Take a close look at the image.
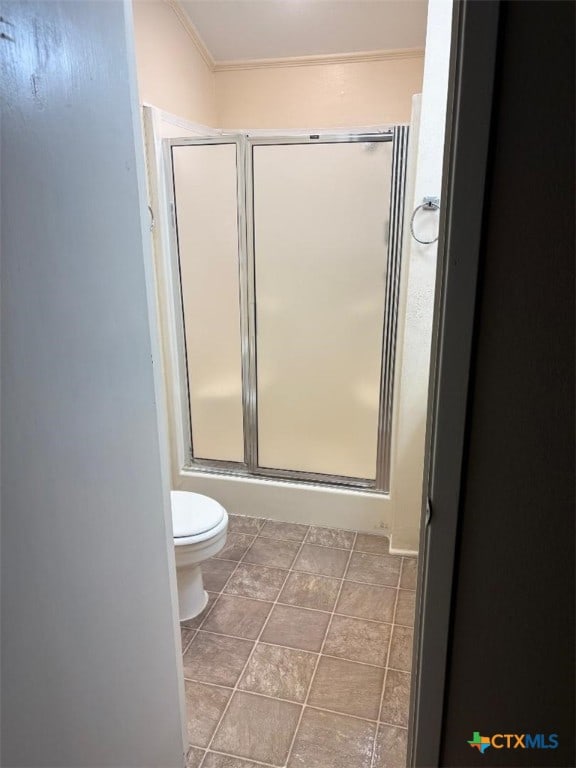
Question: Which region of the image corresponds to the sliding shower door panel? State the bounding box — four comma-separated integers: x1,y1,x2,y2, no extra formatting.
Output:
171,142,245,463
251,140,393,480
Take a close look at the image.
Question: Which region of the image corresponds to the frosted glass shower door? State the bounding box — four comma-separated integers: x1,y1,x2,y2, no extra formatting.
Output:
171,142,245,463
252,140,393,479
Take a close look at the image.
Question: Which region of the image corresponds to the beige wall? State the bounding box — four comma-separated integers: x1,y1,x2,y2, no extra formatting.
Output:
215,56,424,129
132,0,217,126
131,1,423,129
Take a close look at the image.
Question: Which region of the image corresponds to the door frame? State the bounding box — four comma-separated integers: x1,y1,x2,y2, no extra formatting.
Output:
409,1,501,765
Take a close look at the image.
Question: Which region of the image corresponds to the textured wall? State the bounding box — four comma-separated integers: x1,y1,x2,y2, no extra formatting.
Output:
215,56,424,129
132,0,218,126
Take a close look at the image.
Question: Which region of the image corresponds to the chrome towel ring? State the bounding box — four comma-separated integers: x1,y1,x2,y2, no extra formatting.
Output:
410,196,440,245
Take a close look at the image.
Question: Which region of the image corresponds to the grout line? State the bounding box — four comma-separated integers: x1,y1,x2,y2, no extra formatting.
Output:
189,630,399,672
180,628,197,656
283,531,360,767
399,555,418,590
381,664,413,675
217,536,405,559
198,528,311,768
184,673,408,729
228,513,266,526
183,583,413,646
184,678,234,693
214,533,257,560
224,580,414,625
204,747,278,768
184,530,272,642
217,591,400,625
195,710,410,768
376,719,409,730
223,590,330,612
186,627,412,676
230,515,415,558
216,545,402,561
370,565,403,768
226,527,266,537
213,577,407,625
186,677,408,733
182,596,220,634
255,534,313,546
255,533,391,555
212,557,404,592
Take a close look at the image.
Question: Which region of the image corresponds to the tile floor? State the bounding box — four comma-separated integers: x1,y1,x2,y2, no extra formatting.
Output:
181,516,417,768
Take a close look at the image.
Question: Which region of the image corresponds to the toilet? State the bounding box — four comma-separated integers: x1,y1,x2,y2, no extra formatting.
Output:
171,490,228,621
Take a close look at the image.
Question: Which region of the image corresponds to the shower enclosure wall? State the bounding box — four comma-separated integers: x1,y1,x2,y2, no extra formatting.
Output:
164,128,408,496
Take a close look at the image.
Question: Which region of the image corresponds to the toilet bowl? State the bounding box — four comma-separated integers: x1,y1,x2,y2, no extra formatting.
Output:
171,490,228,621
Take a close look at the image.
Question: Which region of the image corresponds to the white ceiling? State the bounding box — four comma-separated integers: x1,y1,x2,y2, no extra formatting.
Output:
179,0,428,62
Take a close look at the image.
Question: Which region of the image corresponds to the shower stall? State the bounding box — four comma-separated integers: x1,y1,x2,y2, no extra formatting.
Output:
164,128,408,495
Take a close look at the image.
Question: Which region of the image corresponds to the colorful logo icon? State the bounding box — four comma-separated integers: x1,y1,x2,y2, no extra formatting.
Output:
468,732,491,754
467,731,559,753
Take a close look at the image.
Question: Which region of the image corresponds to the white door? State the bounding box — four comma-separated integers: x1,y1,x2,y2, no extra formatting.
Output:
0,1,185,765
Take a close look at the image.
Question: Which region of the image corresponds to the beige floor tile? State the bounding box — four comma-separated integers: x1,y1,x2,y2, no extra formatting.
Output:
228,515,264,535
388,626,413,672
305,526,355,549
380,670,411,727
212,691,301,765
224,563,288,601
279,571,341,612
214,533,255,562
308,656,384,720
346,553,401,587
185,746,204,768
181,522,414,766
354,533,390,555
243,538,300,568
373,724,408,768
203,754,261,768
201,595,272,640
185,680,232,748
181,627,195,653
183,632,253,687
293,544,350,578
336,581,397,623
261,604,331,652
394,589,416,627
259,520,310,542
181,592,219,629
324,615,391,667
399,558,418,590
239,643,317,702
203,560,238,592
288,707,376,768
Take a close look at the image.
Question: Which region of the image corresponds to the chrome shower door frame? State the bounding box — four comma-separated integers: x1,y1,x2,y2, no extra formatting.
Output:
164,135,250,473
164,128,409,493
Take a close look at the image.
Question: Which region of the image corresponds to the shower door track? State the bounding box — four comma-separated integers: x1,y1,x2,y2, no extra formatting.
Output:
165,128,409,494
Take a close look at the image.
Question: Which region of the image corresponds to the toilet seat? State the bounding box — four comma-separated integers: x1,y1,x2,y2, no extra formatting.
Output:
171,491,227,545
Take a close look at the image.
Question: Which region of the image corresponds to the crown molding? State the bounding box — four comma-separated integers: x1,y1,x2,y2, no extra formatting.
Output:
213,47,425,73
163,2,424,76
164,0,215,70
